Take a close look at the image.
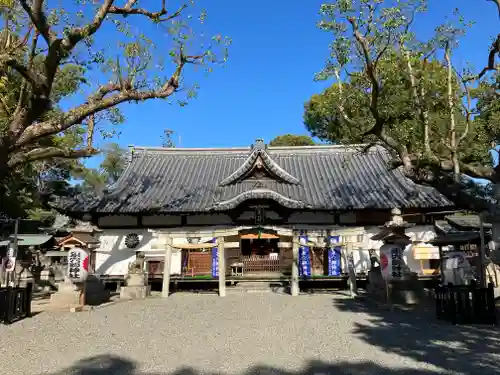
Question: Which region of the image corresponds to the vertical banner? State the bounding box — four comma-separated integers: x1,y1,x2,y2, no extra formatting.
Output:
211,237,219,278
298,234,311,278
327,236,342,276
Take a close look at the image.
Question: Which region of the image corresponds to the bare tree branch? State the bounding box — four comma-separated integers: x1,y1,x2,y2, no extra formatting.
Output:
14,54,189,149
0,55,45,90
19,0,56,45
444,42,460,182
12,30,40,134
346,16,413,173
8,146,98,168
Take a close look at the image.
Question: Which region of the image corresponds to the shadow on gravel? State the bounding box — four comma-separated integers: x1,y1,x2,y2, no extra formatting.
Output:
45,355,452,375
333,297,500,375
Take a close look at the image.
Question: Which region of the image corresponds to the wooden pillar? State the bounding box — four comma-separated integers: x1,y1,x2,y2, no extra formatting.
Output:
291,234,299,296
162,236,173,298
218,237,226,297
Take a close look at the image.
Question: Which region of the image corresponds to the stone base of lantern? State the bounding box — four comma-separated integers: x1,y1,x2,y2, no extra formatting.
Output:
387,273,425,305
120,273,151,300
50,278,83,308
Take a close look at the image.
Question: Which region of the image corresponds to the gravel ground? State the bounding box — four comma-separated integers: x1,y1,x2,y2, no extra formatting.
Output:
0,293,499,375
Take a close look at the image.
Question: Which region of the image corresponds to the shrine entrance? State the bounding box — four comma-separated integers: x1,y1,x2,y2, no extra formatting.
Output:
238,228,282,275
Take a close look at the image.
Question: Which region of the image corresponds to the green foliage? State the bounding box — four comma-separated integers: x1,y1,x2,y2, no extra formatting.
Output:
309,0,498,191
305,54,469,155
269,134,315,147
74,143,126,194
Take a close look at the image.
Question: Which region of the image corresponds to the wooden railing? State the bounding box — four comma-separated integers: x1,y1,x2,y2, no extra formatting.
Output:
242,255,280,274
435,282,497,325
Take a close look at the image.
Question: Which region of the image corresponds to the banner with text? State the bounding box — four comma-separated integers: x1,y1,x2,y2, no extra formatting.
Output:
211,237,219,278
298,235,311,278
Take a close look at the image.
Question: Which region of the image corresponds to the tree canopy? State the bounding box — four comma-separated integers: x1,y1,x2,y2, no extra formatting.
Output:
0,0,230,218
308,0,500,210
269,134,315,147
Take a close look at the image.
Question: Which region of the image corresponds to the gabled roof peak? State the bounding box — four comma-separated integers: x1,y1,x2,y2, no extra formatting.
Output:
219,141,300,186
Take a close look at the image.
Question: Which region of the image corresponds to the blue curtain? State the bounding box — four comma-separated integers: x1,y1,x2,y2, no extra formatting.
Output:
211,237,219,278
298,234,311,277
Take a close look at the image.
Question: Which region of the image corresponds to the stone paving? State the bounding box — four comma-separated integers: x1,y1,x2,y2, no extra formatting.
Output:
0,293,499,375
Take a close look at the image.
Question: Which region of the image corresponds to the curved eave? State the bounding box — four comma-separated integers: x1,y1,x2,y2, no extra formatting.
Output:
210,189,310,211
219,149,300,186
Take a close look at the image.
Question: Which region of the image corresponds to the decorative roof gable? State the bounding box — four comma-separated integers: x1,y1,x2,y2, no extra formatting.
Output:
219,139,300,186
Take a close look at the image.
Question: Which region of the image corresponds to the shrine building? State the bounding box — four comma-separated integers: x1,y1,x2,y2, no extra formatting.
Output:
59,139,455,295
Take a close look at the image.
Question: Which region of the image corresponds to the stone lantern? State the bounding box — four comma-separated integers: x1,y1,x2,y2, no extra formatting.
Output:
369,208,423,305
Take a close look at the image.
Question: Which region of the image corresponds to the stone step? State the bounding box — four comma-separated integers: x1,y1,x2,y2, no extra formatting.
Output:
229,282,287,294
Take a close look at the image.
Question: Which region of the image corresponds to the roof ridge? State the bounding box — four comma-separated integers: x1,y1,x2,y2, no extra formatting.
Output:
128,143,386,153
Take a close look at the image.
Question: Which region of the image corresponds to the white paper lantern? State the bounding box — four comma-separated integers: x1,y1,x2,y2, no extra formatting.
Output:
379,244,404,281
67,248,89,283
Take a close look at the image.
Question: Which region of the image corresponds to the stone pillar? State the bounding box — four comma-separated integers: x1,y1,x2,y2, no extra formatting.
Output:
161,236,173,298
346,242,358,297
291,234,299,296
218,237,226,297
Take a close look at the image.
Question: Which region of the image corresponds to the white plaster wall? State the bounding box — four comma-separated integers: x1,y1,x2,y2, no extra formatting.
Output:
94,229,182,276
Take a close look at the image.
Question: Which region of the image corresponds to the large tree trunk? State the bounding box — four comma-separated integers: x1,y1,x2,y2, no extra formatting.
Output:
487,184,500,268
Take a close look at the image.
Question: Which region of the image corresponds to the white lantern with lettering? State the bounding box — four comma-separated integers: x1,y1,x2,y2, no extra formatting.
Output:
67,248,89,283
5,245,16,272
379,244,404,281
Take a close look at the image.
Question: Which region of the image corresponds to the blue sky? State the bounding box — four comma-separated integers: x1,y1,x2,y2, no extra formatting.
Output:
64,0,499,168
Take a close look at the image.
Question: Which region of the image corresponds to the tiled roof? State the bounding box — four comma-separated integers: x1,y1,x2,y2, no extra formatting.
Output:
445,215,492,231
59,143,454,214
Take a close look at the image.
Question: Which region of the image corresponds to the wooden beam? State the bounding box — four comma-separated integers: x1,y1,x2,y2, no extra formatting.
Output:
171,243,217,250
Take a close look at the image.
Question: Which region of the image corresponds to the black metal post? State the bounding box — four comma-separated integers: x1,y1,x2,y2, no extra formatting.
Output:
5,286,13,324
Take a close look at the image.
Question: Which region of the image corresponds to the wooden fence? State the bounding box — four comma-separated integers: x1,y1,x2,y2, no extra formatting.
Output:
0,283,32,325
435,282,497,325
242,255,281,274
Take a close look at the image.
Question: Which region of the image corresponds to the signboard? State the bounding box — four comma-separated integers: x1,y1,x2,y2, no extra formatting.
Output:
380,244,403,280
67,248,89,283
413,245,440,260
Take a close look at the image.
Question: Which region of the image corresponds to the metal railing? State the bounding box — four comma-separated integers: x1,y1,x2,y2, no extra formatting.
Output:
0,283,32,324
435,282,497,325
242,255,281,274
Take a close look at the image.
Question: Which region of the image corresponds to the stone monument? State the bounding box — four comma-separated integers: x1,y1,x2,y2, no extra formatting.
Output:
120,251,151,299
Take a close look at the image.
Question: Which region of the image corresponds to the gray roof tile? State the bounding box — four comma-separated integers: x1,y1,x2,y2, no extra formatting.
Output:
61,144,454,214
